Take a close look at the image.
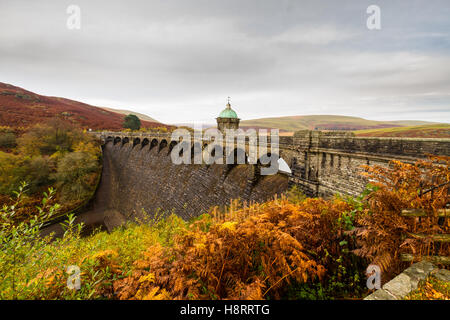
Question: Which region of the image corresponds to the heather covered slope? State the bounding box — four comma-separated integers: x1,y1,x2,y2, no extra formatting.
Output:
0,82,168,130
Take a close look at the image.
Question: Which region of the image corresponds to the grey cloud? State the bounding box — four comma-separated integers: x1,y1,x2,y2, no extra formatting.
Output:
0,0,449,124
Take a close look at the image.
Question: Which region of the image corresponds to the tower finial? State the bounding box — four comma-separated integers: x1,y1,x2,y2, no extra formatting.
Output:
227,96,231,108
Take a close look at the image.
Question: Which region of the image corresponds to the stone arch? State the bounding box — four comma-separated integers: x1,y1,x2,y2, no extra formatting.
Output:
141,138,149,149
149,138,159,151
106,136,113,144
279,150,294,168
226,147,248,165
122,137,130,145
257,152,278,166
191,142,203,161
175,140,190,158
257,152,281,175
168,140,178,154
159,139,168,152
220,148,248,182
202,143,224,165
210,144,224,158
133,137,141,148
113,137,121,145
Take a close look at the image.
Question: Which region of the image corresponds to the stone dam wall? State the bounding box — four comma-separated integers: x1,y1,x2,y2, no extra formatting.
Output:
284,131,450,197
91,140,289,227
58,130,448,232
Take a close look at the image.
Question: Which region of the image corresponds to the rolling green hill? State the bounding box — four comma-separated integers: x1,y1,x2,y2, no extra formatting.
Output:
240,115,440,132
388,120,439,126
354,124,450,138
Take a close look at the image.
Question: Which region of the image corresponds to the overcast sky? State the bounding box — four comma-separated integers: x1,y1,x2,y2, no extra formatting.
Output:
1,0,449,124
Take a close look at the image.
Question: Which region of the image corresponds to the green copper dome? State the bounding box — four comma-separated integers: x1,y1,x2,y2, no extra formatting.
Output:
218,103,238,118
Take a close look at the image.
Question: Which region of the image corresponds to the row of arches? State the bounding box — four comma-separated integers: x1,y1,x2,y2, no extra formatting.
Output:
106,136,174,153
105,136,292,173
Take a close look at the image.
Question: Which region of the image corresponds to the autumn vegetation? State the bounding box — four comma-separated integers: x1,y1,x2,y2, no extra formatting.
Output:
353,156,449,279
0,152,448,300
405,274,449,300
0,118,102,222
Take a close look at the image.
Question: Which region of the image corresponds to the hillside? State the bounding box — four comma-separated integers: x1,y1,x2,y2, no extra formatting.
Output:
101,107,159,123
240,115,440,132
354,124,450,138
388,120,440,127
0,82,170,131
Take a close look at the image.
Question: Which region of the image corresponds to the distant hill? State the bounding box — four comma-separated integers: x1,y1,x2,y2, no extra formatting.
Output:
388,120,440,126
240,115,441,132
0,82,171,131
173,123,216,130
354,124,450,138
101,107,159,123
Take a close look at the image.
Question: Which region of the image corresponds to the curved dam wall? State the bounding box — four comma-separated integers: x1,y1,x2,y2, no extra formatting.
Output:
85,130,450,227
42,130,449,237
93,131,450,200
93,141,288,227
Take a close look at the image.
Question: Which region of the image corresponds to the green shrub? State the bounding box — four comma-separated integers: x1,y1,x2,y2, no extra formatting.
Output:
123,114,141,131
0,183,60,299
24,156,54,194
0,184,187,299
17,118,84,156
0,132,16,148
286,185,307,203
0,152,29,195
53,152,100,201
0,153,53,195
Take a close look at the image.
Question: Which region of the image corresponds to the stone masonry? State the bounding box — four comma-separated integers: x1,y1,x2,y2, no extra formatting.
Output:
90,137,288,226
52,129,450,230
94,130,450,200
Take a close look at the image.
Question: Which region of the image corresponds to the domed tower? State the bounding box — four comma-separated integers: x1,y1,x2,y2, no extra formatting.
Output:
216,98,240,132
